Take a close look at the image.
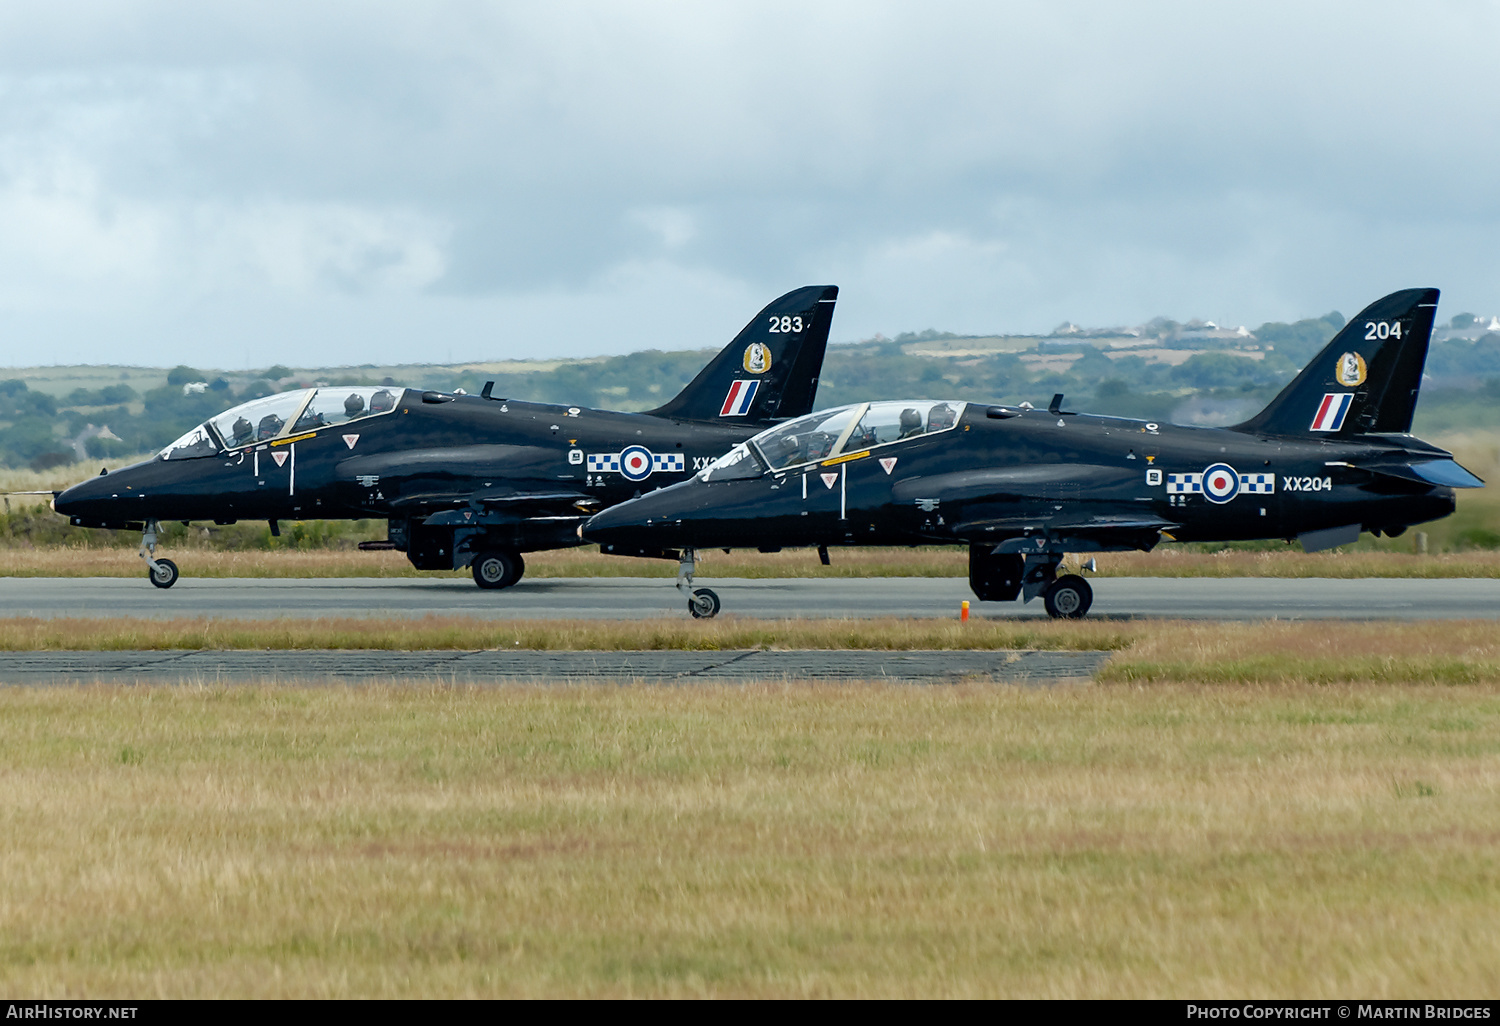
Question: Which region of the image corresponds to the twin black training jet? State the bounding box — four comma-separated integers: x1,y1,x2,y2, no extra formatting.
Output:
583,288,1483,618
52,286,839,589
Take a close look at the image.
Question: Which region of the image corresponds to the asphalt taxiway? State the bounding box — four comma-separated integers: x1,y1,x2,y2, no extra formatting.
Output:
1,575,1497,621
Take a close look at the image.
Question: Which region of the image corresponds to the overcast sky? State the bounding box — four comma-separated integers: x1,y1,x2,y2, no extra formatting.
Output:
3,1,1499,369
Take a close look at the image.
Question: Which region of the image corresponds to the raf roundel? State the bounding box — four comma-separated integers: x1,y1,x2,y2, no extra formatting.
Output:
618,445,654,482
1201,462,1240,504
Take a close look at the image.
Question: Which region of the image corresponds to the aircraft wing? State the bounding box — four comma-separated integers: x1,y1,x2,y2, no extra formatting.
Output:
392,489,604,528
475,491,604,510
894,465,1176,551
952,510,1181,553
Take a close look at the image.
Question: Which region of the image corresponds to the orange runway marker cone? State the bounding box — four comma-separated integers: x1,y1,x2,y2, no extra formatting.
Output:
960,600,969,623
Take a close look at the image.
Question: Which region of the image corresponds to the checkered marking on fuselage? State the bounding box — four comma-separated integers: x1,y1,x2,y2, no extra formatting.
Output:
587,449,686,481
1167,471,1275,496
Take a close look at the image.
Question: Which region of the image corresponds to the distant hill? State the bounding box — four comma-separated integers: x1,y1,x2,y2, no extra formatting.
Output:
2,310,1497,470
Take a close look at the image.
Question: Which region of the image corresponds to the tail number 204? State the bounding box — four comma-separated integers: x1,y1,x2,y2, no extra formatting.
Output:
1283,476,1333,491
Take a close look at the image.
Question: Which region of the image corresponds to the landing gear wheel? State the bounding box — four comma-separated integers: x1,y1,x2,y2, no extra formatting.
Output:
148,558,179,589
472,550,522,590
1043,574,1092,619
688,588,721,619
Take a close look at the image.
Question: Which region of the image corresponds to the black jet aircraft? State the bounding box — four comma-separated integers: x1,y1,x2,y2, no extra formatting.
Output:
584,288,1483,618
52,286,839,589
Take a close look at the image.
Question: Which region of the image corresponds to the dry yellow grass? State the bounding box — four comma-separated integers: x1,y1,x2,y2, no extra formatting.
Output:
0,453,152,497
1,682,1496,998
1081,549,1500,578
1103,620,1500,685
4,618,1500,693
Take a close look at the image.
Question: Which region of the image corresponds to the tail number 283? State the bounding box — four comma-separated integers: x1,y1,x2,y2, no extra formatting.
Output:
768,316,804,333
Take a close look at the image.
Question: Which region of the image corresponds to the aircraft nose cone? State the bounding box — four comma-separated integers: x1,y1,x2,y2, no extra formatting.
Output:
52,473,115,518
584,492,688,547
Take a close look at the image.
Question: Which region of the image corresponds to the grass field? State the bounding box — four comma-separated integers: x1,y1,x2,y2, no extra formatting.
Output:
2,615,1500,675
1,680,1496,998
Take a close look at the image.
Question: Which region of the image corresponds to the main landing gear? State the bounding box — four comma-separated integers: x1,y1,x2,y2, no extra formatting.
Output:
1020,552,1093,619
676,548,720,619
970,545,1095,619
471,549,526,590
140,519,179,589
1043,574,1092,619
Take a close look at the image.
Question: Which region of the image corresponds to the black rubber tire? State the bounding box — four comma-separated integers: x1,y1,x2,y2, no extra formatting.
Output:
688,588,721,619
148,558,179,589
1043,574,1092,619
471,550,521,590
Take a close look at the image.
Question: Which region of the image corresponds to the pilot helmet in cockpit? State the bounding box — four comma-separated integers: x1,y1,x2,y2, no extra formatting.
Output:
927,403,956,431
344,393,366,418
369,389,396,413
257,414,284,440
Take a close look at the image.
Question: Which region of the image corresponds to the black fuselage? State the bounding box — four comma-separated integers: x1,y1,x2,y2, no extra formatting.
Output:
54,283,843,583
584,405,1458,552
55,390,753,563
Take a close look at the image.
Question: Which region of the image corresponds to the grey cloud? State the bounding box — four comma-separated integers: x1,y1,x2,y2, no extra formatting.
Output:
2,0,1500,365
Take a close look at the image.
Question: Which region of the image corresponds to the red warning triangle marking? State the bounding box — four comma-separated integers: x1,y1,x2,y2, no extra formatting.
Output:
271,450,288,467
879,457,897,475
821,473,838,489
343,434,359,449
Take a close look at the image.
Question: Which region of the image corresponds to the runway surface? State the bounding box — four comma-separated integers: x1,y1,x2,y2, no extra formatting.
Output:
1,575,1498,621
0,649,1107,686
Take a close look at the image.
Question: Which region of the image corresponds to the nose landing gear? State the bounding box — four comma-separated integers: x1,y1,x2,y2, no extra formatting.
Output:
140,519,179,589
675,548,720,618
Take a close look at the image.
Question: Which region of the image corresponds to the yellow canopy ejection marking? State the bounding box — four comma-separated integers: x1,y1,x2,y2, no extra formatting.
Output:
270,432,317,447
822,450,870,467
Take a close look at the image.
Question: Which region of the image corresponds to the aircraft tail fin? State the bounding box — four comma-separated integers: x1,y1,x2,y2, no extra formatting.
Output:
1234,288,1439,437
647,285,838,424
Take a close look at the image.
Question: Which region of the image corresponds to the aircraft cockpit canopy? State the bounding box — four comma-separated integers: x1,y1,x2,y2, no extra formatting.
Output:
728,400,967,477
158,386,405,459
698,443,765,482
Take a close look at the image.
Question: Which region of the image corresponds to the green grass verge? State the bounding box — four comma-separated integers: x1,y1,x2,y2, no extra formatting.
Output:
1,682,1496,997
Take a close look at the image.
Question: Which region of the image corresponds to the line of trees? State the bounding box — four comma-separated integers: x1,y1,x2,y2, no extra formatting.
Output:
8,309,1500,470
